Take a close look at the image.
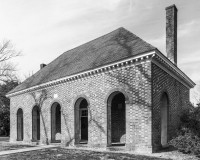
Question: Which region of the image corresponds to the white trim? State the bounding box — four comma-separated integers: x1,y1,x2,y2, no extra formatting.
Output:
155,50,195,87
7,50,156,97
7,49,195,97
151,59,191,89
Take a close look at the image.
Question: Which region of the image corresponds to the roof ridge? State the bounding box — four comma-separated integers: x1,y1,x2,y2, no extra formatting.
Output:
22,27,127,83
46,27,125,66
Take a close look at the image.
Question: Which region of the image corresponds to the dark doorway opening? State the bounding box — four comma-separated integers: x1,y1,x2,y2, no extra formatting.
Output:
51,102,61,143
161,92,169,147
107,92,126,146
32,106,40,141
17,108,23,141
75,98,88,144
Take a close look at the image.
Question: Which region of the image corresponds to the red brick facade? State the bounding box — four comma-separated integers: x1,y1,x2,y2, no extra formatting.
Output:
152,63,190,152
9,57,192,153
10,60,154,152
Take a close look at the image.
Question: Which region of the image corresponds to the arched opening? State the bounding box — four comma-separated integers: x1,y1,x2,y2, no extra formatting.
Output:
51,102,61,143
161,92,169,147
74,98,88,144
17,108,23,141
107,92,126,146
32,106,40,141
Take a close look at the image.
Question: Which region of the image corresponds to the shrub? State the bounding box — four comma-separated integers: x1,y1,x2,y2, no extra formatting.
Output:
169,107,200,155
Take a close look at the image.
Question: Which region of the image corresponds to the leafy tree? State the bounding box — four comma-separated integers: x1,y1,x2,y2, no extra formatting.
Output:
192,82,200,106
0,80,19,136
169,106,200,155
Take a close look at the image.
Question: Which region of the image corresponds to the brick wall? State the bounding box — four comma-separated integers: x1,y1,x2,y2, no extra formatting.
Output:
10,60,152,152
152,63,190,152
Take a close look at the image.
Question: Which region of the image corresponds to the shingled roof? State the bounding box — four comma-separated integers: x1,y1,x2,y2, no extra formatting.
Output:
9,27,156,94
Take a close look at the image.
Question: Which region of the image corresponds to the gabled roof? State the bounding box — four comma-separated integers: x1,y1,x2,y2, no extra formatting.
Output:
9,27,156,94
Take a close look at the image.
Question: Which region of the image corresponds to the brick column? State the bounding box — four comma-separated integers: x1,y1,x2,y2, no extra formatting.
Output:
125,101,131,150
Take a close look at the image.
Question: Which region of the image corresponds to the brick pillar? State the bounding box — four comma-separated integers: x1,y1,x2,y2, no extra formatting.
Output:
107,103,112,146
125,102,130,150
166,4,178,65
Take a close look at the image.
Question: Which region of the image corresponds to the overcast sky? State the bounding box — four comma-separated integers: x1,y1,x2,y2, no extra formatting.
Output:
0,0,200,104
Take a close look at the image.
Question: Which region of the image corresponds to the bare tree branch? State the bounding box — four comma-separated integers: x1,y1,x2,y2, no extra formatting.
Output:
0,39,21,83
29,89,53,144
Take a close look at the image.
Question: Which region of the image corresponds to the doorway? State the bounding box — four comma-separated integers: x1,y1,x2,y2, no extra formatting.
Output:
32,106,40,141
107,92,126,146
161,92,169,147
51,102,61,142
17,108,23,141
75,98,88,144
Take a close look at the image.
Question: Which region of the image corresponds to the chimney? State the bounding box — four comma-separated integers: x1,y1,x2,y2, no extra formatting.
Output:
40,63,46,69
166,4,178,65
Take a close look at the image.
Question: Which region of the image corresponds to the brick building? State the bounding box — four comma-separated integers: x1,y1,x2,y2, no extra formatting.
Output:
7,5,195,153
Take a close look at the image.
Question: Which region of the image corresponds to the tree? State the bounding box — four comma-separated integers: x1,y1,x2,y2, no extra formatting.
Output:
192,82,200,106
0,80,19,136
169,106,200,155
0,39,21,83
29,89,52,144
0,39,21,136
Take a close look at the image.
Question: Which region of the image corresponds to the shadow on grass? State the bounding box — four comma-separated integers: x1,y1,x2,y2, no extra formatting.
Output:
0,147,173,160
0,142,35,151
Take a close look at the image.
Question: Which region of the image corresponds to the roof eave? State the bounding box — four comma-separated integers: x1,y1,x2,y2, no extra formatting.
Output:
155,49,196,88
6,49,157,98
7,48,195,98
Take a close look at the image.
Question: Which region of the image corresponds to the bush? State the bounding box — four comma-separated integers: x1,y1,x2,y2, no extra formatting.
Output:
169,107,200,155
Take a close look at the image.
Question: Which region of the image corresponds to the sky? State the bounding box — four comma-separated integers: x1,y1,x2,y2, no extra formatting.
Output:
0,0,200,104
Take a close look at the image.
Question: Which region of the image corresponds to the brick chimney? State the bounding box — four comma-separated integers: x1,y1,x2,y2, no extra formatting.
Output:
40,63,46,69
166,4,178,65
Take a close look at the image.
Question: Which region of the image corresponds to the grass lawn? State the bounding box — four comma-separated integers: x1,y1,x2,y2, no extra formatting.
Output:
0,147,199,160
0,142,35,151
0,147,171,160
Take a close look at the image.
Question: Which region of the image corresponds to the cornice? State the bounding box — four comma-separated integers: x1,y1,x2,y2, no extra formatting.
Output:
6,50,156,98
153,49,195,89
7,49,195,98
151,58,191,89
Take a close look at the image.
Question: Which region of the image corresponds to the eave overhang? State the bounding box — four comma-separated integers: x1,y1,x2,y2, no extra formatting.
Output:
6,49,195,98
153,49,195,89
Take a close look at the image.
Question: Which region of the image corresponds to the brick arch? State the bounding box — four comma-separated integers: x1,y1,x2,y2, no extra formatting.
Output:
32,105,40,141
50,100,63,112
73,94,90,144
50,101,62,142
30,104,40,113
105,88,130,105
159,88,171,106
16,107,23,115
160,89,170,147
16,108,23,141
105,88,129,146
73,94,90,110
